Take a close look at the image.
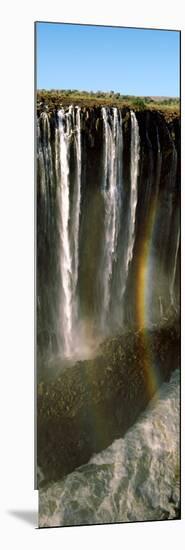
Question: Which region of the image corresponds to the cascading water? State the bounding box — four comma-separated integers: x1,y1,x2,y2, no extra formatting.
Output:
125,111,140,280
55,106,82,357
100,107,123,332
120,110,140,302
37,106,180,360
57,107,73,356
71,107,81,317
143,126,162,326
37,112,54,233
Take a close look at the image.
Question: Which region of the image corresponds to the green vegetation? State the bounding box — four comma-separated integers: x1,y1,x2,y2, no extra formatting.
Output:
37,89,180,120
132,97,146,110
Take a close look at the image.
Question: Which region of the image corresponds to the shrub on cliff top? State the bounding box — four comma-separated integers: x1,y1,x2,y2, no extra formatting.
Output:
133,98,146,109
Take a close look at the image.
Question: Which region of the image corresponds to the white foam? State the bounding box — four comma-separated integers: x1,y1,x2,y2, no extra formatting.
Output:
39,369,180,527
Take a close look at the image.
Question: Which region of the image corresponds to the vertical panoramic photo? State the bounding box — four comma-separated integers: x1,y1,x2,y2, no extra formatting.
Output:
36,22,180,528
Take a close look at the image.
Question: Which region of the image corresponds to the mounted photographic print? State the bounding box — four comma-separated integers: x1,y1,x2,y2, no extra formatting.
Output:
36,21,181,528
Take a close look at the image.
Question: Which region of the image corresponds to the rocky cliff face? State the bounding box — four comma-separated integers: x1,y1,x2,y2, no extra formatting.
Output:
37,106,180,361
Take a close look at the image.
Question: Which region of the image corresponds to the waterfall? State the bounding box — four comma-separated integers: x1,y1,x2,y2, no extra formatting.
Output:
100,107,123,331
57,107,73,355
37,102,180,531
144,126,162,325
71,107,81,322
120,110,140,300
37,105,180,360
128,111,140,267
55,106,82,356
37,112,54,232
37,117,46,198
160,136,177,273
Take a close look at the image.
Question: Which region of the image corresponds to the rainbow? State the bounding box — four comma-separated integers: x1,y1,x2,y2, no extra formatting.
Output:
135,192,161,399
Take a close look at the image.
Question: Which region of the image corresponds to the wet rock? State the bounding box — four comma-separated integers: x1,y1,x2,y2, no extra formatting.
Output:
37,321,180,485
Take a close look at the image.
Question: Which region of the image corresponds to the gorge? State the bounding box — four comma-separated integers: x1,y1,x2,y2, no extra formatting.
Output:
37,101,180,524
37,104,180,362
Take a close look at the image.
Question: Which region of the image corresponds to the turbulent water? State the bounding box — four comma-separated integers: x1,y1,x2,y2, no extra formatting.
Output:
39,369,180,527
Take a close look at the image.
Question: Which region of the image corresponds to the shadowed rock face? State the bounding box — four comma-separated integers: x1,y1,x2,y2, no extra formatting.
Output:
37,322,180,485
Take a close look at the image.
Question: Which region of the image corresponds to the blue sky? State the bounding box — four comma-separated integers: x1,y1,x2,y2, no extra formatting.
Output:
36,23,180,97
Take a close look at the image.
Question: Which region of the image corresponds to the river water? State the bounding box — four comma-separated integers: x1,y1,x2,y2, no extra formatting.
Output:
39,368,180,527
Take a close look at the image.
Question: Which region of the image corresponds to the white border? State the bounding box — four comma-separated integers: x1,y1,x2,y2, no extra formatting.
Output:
0,1,184,547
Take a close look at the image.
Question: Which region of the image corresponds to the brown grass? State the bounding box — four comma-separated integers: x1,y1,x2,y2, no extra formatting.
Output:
37,90,180,121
